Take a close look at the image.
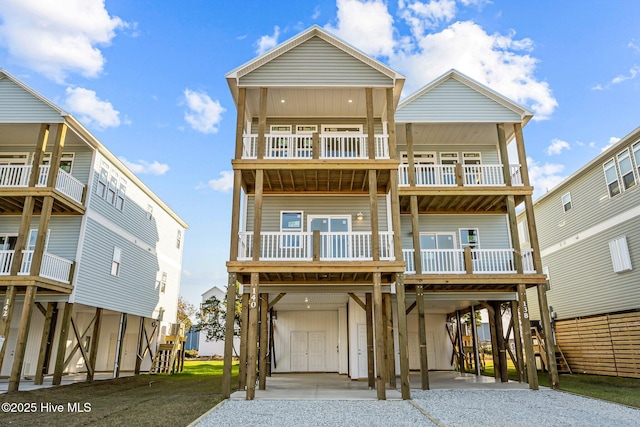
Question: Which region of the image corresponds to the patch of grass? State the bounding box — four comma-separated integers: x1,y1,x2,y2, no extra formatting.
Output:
1,360,237,427
481,360,640,408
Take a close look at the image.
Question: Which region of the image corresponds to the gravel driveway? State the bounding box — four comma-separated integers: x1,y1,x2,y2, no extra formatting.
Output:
192,390,640,427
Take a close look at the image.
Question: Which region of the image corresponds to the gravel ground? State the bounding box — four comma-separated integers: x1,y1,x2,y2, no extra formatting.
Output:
193,390,640,427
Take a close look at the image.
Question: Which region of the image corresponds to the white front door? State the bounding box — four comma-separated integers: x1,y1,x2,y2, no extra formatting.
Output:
308,332,326,371
291,331,326,372
357,324,368,378
0,328,18,376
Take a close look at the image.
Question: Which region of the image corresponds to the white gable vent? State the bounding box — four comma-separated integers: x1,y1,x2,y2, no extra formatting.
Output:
609,236,632,273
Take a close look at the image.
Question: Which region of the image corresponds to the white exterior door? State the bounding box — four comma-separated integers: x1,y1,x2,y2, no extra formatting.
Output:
290,332,308,371
409,332,419,370
357,324,368,378
0,328,18,376
308,332,326,371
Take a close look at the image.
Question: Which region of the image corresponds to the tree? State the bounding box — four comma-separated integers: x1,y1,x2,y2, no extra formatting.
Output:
195,287,242,355
177,296,196,330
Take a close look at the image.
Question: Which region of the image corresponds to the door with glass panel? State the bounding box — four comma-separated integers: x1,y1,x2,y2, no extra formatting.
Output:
0,234,17,274
420,233,457,273
308,216,351,259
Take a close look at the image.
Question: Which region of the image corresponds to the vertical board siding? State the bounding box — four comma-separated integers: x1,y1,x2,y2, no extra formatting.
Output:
395,79,522,123
0,78,64,123
239,37,393,87
555,311,640,378
406,312,453,370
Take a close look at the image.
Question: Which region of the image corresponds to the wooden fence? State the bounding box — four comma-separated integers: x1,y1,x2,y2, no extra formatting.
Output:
555,310,640,378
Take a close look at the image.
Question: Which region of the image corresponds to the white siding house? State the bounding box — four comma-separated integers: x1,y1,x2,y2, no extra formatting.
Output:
0,70,188,390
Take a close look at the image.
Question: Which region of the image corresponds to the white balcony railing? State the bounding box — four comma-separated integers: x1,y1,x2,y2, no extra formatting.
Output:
0,165,84,204
237,231,394,261
402,248,535,275
241,134,390,160
398,164,524,187
0,250,72,284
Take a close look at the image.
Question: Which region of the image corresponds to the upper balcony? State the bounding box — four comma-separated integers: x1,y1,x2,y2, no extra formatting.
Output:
0,164,85,214
398,163,523,187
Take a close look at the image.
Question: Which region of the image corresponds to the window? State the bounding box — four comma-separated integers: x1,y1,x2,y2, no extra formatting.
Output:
96,161,127,211
0,153,28,165
270,125,292,134
281,211,303,248
633,141,640,175
147,204,153,220
116,178,126,211
321,124,363,133
27,229,50,251
617,149,636,190
177,230,182,249
459,229,479,249
43,152,74,173
296,125,317,134
609,236,632,273
111,246,121,276
97,161,109,198
562,192,572,212
462,152,482,165
603,159,621,197
440,152,459,165
160,272,167,293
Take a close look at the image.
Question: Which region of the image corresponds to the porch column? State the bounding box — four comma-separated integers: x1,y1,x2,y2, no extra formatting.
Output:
517,284,538,389
238,292,249,390
455,310,465,373
410,196,422,274
135,317,145,375
234,87,247,160
366,87,375,159
496,123,512,186
470,305,482,376
369,170,380,261
86,307,103,382
510,300,526,382
492,302,509,382
34,302,56,385
257,88,267,160
395,275,411,399
258,293,268,390
53,303,73,385
0,285,17,372
113,312,127,378
416,285,429,389
246,273,260,400
252,170,264,262
229,171,243,261
487,303,500,379
8,286,37,392
373,273,386,399
29,196,54,277
384,293,396,388
222,274,237,398
365,293,375,388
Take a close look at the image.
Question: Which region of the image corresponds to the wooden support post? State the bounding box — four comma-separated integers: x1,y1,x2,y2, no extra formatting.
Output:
537,284,559,389
114,312,127,378
30,196,54,277
470,305,481,376
455,310,465,373
238,292,249,390
312,229,320,261
416,285,429,389
53,303,73,385
229,170,243,261
87,307,103,382
487,302,500,379
268,308,275,376
258,293,268,390
410,196,422,274
312,132,320,159
369,170,380,261
34,302,55,385
46,123,67,188
389,172,403,263
8,286,37,392
405,124,416,186
257,88,267,160
366,87,375,159
455,163,464,186
517,284,538,390
395,275,411,399
222,275,238,398
365,292,375,389
386,88,397,160
246,273,260,400
135,317,145,375
464,247,473,274
510,300,526,382
252,170,264,261
496,123,512,186
373,273,386,399
10,197,35,277
381,292,389,384
384,293,396,388
234,87,247,160
493,303,508,382
0,285,17,371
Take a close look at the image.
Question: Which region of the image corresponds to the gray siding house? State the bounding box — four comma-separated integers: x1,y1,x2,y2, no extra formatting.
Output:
519,125,640,378
0,70,188,391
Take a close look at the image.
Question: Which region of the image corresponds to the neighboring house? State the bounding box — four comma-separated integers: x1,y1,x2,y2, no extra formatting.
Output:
220,25,555,400
519,125,640,378
0,70,188,391
198,286,240,357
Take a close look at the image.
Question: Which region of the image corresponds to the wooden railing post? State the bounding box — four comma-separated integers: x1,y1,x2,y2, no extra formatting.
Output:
464,247,473,274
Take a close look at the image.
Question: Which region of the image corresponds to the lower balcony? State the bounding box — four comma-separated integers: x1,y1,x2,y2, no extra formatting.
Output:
402,248,535,275
0,250,74,284
0,165,85,204
237,231,395,261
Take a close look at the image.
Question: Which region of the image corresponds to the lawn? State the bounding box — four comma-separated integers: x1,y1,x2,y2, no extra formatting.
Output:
482,361,640,408
0,360,237,427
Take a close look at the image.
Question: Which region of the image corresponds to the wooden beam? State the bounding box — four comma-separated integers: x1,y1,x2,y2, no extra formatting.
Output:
369,170,380,261
34,302,55,385
389,171,403,263
496,123,512,187
238,292,249,390
268,292,286,309
222,274,237,398
366,87,375,159
410,196,422,274
365,292,375,389
234,87,247,160
10,196,35,276
386,88,397,159
257,88,267,159
492,302,508,382
229,170,243,261
8,286,37,392
470,305,481,376
395,275,411,399
87,307,103,382
517,284,538,390
384,293,396,389
0,285,17,370
113,312,127,378
373,273,386,399
53,302,73,385
258,293,268,390
405,124,416,186
46,123,67,188
405,301,416,315
135,317,145,375
537,284,559,389
35,302,47,316
348,293,366,311
30,196,54,276
416,285,429,389
487,302,500,380
510,300,526,382
252,170,263,261
246,273,260,400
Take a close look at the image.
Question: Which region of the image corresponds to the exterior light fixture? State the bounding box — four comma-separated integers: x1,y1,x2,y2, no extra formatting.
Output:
348,99,353,103
280,99,285,103
356,212,364,221
304,297,309,303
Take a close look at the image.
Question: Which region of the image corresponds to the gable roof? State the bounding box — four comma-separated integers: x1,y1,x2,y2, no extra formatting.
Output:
396,69,534,124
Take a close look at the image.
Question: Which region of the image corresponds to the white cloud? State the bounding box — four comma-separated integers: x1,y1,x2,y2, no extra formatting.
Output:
65,86,121,130
120,158,169,175
611,65,640,84
0,0,126,82
325,0,395,57
601,136,621,152
256,26,280,55
399,0,457,37
197,171,234,192
527,157,566,198
183,89,225,134
312,6,321,20
546,139,570,156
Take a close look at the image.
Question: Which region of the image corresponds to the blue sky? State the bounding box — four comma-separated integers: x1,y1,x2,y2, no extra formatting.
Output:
1,0,639,307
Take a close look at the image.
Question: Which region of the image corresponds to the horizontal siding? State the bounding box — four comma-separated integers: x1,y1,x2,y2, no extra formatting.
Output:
74,218,160,318
528,216,640,321
395,79,522,123
399,214,510,250
0,78,64,123
245,195,389,232
394,144,499,163
0,215,81,260
240,37,393,87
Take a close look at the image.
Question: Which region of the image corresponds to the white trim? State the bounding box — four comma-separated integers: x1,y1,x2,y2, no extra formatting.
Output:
321,124,363,134
400,151,436,164
295,125,318,134
270,125,292,134
616,148,637,190
439,152,459,165
458,228,480,249
462,152,482,165
419,232,457,249
0,152,29,165
541,203,640,258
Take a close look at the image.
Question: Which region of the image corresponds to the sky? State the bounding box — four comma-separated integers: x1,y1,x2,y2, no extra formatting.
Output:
1,0,639,308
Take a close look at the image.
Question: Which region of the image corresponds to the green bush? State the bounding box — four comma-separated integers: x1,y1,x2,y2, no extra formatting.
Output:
185,349,198,358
